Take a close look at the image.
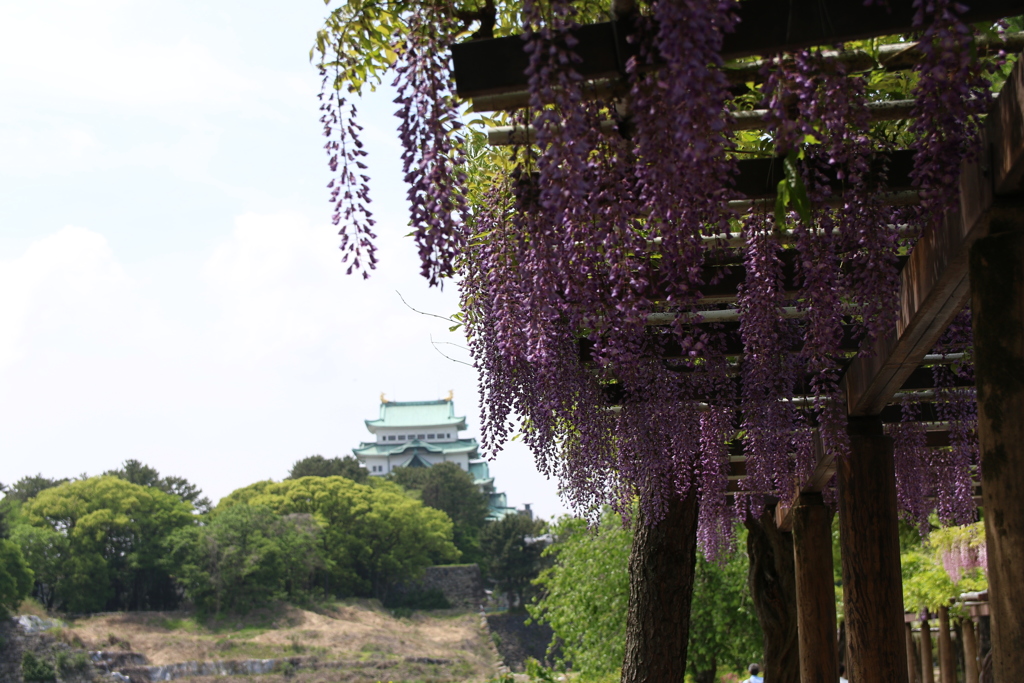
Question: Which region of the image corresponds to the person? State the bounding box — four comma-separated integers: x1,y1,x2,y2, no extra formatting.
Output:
839,663,849,683
743,663,763,683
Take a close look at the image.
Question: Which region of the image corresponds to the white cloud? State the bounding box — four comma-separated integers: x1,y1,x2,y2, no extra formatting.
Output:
203,212,348,360
0,226,132,369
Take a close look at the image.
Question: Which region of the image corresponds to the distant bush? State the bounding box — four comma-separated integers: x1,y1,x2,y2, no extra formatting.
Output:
21,651,56,682
55,650,90,675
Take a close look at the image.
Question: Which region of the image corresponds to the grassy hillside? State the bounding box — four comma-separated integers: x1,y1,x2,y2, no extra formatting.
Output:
48,601,501,683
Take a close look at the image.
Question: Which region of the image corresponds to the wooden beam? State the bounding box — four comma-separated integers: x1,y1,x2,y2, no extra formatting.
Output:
842,50,1024,418
451,0,1022,99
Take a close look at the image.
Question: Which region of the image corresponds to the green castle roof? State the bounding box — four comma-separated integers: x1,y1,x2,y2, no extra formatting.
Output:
365,399,467,432
353,438,479,457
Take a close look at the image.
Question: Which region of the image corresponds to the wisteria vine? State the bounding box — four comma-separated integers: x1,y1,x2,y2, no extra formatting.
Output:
316,0,1000,552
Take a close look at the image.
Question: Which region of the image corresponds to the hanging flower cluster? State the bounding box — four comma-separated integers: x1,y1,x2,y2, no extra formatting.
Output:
909,0,995,215
930,522,987,582
891,308,979,532
316,0,999,550
319,65,378,278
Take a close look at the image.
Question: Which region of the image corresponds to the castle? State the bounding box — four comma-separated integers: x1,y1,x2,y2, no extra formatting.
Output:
353,396,517,520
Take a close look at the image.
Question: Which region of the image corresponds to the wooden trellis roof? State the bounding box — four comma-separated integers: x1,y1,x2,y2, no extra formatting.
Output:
448,0,1024,519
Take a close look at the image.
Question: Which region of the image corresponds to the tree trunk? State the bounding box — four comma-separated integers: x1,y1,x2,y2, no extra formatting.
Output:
963,618,980,683
969,224,1024,683
621,493,699,683
745,506,799,683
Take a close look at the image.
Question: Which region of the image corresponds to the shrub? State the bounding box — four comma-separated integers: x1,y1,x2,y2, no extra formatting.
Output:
21,652,56,682
55,650,91,675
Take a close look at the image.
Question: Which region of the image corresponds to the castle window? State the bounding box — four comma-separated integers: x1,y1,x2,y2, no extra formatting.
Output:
427,433,435,439
417,434,425,439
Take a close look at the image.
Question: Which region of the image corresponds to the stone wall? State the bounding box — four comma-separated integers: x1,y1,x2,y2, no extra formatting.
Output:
486,612,560,673
419,565,484,610
0,618,96,683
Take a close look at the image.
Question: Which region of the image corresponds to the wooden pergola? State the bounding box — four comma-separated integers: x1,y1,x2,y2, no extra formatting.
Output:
448,2,1024,682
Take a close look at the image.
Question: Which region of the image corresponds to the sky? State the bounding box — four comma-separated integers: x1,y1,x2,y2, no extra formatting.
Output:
0,0,568,520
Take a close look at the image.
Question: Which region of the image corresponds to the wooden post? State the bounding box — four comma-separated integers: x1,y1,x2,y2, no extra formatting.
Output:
621,493,699,683
838,416,908,683
938,606,956,683
963,618,980,683
922,615,936,683
793,492,839,683
908,623,921,683
970,219,1024,683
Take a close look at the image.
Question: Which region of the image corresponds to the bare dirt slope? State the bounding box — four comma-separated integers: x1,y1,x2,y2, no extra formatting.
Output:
59,601,500,682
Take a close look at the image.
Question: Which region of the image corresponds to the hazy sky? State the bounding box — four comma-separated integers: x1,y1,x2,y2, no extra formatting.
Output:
0,0,568,519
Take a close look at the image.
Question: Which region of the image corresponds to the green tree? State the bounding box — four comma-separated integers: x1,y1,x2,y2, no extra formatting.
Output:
391,463,490,565
902,521,988,613
481,513,547,607
529,511,632,679
2,475,69,504
687,537,763,683
105,459,212,514
531,512,762,682
20,476,195,612
287,454,368,483
0,538,33,616
166,504,325,614
220,476,459,599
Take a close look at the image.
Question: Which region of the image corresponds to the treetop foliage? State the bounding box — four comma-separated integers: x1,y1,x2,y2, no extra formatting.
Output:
287,454,369,483
391,462,490,563
166,503,326,614
220,476,460,599
105,459,212,514
2,475,70,504
480,512,547,607
18,476,194,612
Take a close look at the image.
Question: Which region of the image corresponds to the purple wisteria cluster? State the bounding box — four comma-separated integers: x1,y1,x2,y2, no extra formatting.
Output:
318,0,993,552
891,308,979,533
455,0,989,555
940,534,987,583
909,0,995,214
319,66,377,278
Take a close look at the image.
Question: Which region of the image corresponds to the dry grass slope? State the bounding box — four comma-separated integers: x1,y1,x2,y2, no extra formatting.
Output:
55,601,500,683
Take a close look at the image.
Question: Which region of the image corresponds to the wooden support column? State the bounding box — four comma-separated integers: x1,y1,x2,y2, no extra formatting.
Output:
908,623,921,683
963,618,980,683
621,493,699,683
969,211,1024,683
838,416,908,683
938,606,956,683
922,615,936,683
793,492,839,683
